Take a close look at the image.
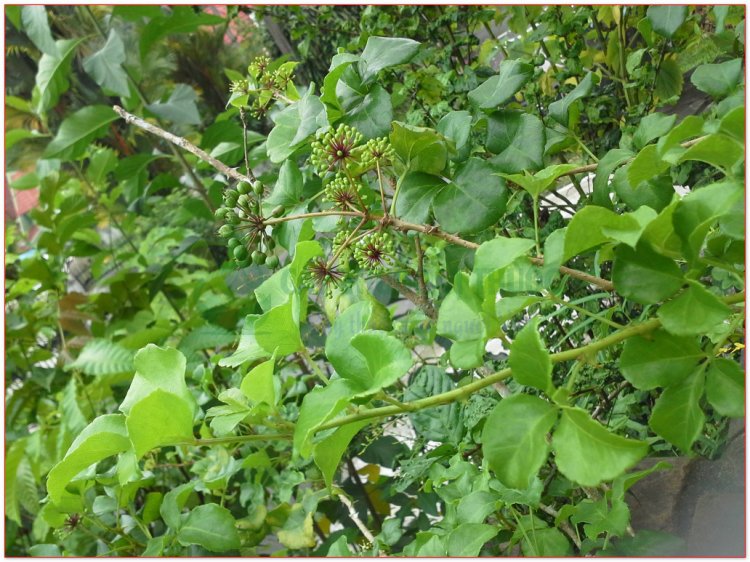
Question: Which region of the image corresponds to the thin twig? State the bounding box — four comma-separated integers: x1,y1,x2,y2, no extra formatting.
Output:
112,105,256,185
380,274,437,320
338,493,376,544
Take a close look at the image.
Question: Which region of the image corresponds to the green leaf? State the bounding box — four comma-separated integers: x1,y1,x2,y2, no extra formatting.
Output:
294,379,352,458
21,6,57,56
177,504,240,552
455,490,500,524
500,164,578,199
358,36,420,83
592,148,633,207
552,408,648,486
570,497,630,539
549,72,599,127
160,481,195,531
119,345,197,418
390,122,448,174
613,165,675,213
28,545,62,557
633,113,676,150
404,366,463,443
486,111,545,173
218,314,269,368
520,526,571,556
433,158,508,235
325,299,391,376
146,84,200,125
564,206,647,260
673,180,743,264
677,134,743,175
326,535,354,556
446,523,499,556
437,272,486,369
240,354,276,406
395,172,446,224
437,110,472,159
705,358,744,418
66,339,134,376
341,331,412,392
277,503,317,549
47,414,131,504
82,29,130,98
126,389,194,458
650,368,706,452
627,144,670,186
254,296,304,356
35,38,82,113
657,281,731,336
619,330,704,390
43,105,118,160
468,59,533,109
656,115,704,155
313,421,368,490
653,58,684,102
510,318,553,394
647,6,687,38
268,159,305,208
140,7,224,58
612,242,684,304
342,83,393,140
471,236,535,290
690,58,742,97
482,394,558,490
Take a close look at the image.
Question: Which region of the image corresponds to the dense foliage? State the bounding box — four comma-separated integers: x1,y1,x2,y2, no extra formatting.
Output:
5,5,745,557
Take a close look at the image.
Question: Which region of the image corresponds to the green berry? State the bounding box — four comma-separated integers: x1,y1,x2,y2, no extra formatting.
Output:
253,181,264,195
228,237,240,249
225,190,239,205
218,225,233,238
265,255,279,268
252,250,265,265
237,194,250,207
214,206,228,220
236,257,251,268
237,181,251,195
233,245,249,261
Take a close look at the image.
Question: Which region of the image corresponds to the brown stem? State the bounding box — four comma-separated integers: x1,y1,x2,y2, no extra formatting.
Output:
380,274,437,320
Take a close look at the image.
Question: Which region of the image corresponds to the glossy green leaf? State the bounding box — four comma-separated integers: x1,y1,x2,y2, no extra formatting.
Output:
47,414,131,504
177,504,240,552
218,315,269,368
564,206,646,260
342,83,392,140
21,6,57,56
620,330,704,390
650,369,706,451
647,5,687,38
437,272,486,369
343,330,413,392
446,523,498,556
294,379,352,458
35,38,82,113
395,172,446,223
509,318,553,394
552,408,648,486
705,358,744,418
633,113,676,150
468,59,533,109
677,134,743,175
268,159,305,208
82,29,130,98
139,7,224,58
653,58,684,102
455,490,500,524
613,165,675,213
482,394,558,490
628,144,670,186
437,110,472,159
612,242,684,304
119,345,198,417
433,158,508,234
549,72,599,126
690,58,743,98
390,122,448,174
254,296,304,356
570,497,630,539
160,481,195,531
43,105,118,160
657,281,731,336
313,420,368,489
240,355,276,406
471,236,535,290
277,503,317,549
126,389,194,457
486,111,545,173
592,148,633,207
500,164,578,199
359,36,420,83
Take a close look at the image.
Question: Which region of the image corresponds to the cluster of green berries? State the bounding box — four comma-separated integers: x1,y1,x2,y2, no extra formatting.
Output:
232,56,296,118
310,124,363,175
359,137,395,169
354,231,395,274
215,180,282,269
323,174,363,209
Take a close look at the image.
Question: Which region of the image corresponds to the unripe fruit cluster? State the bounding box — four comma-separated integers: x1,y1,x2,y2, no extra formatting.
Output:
354,231,395,274
310,124,364,175
215,181,280,269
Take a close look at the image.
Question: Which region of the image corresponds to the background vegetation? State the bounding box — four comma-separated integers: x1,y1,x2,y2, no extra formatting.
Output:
5,5,745,556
